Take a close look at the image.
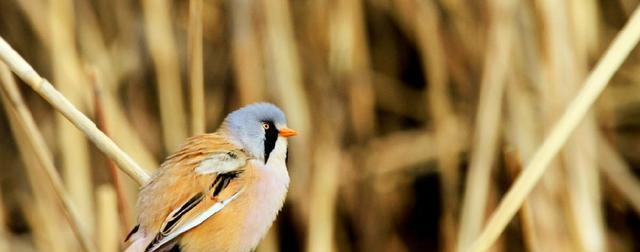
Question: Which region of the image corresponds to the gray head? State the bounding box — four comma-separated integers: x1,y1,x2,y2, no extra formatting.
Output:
222,103,296,163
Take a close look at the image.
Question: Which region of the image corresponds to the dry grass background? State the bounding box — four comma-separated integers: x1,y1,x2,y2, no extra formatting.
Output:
0,0,639,252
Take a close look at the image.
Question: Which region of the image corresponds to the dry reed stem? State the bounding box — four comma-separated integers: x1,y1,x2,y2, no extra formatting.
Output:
91,70,132,231
188,0,205,135
359,129,468,177
96,185,120,252
262,0,313,224
306,135,341,252
73,0,158,209
563,124,604,252
539,0,606,250
597,136,640,214
567,1,606,246
102,91,157,216
502,151,540,252
21,196,67,252
0,189,10,251
329,0,376,140
0,63,97,252
506,4,567,251
411,0,460,250
102,92,159,172
50,0,95,236
141,0,188,152
77,0,118,94
18,0,158,185
569,0,600,58
14,0,50,47
231,0,266,104
438,0,482,65
98,85,152,234
505,70,544,251
466,5,640,252
457,0,514,249
0,37,150,186
365,130,435,175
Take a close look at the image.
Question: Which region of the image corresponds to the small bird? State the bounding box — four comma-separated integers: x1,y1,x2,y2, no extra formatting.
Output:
124,103,296,252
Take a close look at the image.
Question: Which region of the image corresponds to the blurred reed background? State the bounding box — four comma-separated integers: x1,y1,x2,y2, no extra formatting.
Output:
0,0,639,251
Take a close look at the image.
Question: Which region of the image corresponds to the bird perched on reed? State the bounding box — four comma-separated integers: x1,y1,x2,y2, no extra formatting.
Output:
124,103,296,252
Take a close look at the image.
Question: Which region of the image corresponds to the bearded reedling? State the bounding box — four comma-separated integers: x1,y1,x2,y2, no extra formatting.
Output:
125,103,296,252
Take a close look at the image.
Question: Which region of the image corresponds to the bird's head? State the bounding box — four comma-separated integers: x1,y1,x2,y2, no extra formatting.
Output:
222,103,296,163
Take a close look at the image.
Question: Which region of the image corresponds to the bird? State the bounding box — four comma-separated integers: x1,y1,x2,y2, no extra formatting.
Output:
124,103,296,252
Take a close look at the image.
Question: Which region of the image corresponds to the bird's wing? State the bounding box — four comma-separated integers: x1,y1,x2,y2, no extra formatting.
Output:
195,150,247,175
145,188,245,252
133,134,251,252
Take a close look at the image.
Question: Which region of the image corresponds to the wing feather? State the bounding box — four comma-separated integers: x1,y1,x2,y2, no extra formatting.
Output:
133,133,251,252
146,189,244,252
195,150,246,175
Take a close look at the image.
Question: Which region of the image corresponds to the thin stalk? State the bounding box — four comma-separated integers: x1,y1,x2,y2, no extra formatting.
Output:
597,136,640,214
188,0,205,135
0,63,97,252
457,0,515,249
91,70,132,231
0,36,150,186
466,5,640,252
141,0,188,152
96,185,120,252
0,190,9,252
411,0,462,250
231,0,266,103
261,0,313,228
50,0,95,235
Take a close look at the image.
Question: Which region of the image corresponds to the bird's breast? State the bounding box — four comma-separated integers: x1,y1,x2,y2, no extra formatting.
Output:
240,159,290,249
179,159,290,252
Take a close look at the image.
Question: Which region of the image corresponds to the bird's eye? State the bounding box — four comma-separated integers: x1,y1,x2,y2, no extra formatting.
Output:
262,122,270,130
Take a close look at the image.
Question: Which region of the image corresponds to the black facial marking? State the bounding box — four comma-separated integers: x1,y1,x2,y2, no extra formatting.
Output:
264,121,278,163
211,171,241,197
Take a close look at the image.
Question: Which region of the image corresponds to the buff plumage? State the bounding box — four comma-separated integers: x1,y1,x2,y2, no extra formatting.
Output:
124,103,295,252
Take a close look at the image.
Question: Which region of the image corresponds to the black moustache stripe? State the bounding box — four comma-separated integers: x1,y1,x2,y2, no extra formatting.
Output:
264,121,278,163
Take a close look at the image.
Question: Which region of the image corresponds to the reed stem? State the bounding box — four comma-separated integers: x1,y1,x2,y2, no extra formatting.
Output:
466,5,640,252
0,62,97,252
0,36,150,186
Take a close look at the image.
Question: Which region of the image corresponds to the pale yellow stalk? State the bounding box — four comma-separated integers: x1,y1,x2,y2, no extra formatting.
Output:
467,5,640,252
0,37,150,186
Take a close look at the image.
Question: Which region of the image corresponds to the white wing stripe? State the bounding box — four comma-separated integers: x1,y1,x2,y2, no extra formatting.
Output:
148,189,245,252
195,152,246,175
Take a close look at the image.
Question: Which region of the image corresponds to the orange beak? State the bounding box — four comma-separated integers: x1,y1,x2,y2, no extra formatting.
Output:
279,127,297,137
